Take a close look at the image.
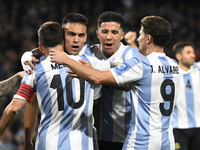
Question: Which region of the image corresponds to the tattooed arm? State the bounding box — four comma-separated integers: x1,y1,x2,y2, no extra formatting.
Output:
0,71,25,98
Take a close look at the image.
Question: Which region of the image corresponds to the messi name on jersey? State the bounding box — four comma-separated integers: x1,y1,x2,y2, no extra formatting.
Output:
51,63,68,70
151,65,179,74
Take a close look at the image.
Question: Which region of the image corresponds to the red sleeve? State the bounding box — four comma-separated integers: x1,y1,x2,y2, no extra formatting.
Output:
16,83,35,103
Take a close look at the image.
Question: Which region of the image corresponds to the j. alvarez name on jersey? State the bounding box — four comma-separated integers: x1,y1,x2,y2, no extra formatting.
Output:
151,65,179,74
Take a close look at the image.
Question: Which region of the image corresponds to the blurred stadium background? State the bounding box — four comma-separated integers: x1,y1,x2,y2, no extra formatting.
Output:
0,0,199,149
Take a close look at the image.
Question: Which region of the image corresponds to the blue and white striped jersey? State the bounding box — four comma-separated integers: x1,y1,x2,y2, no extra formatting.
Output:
81,43,142,143
173,63,200,129
16,54,110,150
110,52,180,150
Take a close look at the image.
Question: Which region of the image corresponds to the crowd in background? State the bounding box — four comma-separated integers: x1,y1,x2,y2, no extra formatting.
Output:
0,0,199,149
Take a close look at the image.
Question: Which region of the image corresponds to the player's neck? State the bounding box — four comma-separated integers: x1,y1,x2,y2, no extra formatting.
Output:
179,63,190,71
145,45,163,56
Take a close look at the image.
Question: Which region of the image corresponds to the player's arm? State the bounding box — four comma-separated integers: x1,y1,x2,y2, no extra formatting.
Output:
67,60,130,91
0,98,27,135
124,31,138,48
0,71,25,98
50,49,116,85
24,94,38,150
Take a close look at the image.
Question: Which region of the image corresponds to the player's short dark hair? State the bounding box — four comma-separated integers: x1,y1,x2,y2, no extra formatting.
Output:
173,41,193,55
62,13,88,28
141,16,172,47
97,11,124,30
38,21,64,48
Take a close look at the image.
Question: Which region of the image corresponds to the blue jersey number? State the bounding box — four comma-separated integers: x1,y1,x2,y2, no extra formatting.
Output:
50,74,85,111
159,79,175,116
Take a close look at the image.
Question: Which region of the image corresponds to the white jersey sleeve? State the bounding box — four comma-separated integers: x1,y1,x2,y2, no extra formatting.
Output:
110,57,143,86
13,68,37,102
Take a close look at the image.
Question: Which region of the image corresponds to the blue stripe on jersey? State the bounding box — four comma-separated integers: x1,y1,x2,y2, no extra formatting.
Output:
81,81,90,149
122,47,141,62
57,70,73,149
21,73,30,84
158,56,174,150
134,57,152,149
121,47,135,62
122,47,133,62
34,64,52,150
79,54,92,66
101,86,114,141
183,74,196,127
57,103,73,149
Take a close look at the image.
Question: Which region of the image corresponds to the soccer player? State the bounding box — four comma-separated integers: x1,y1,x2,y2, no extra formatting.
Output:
172,42,200,150
0,71,25,98
0,21,110,150
22,13,89,149
22,11,141,150
90,11,141,150
50,15,180,150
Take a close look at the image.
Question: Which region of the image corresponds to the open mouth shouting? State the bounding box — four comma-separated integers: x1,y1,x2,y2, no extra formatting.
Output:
105,43,113,49
71,45,79,50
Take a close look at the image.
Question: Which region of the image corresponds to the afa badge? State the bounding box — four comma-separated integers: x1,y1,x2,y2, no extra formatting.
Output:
116,63,128,71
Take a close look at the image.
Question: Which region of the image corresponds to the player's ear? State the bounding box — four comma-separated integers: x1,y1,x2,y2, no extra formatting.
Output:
121,31,125,40
84,33,87,43
175,53,181,61
146,34,153,44
39,42,44,52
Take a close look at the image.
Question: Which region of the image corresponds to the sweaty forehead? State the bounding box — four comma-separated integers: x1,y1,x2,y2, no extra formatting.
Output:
63,23,87,33
99,22,122,31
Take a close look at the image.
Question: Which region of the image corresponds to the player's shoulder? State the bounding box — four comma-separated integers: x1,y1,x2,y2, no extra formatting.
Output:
124,44,138,50
117,44,140,60
34,55,47,69
123,45,140,55
81,44,100,56
68,54,82,62
193,61,200,68
165,56,179,66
